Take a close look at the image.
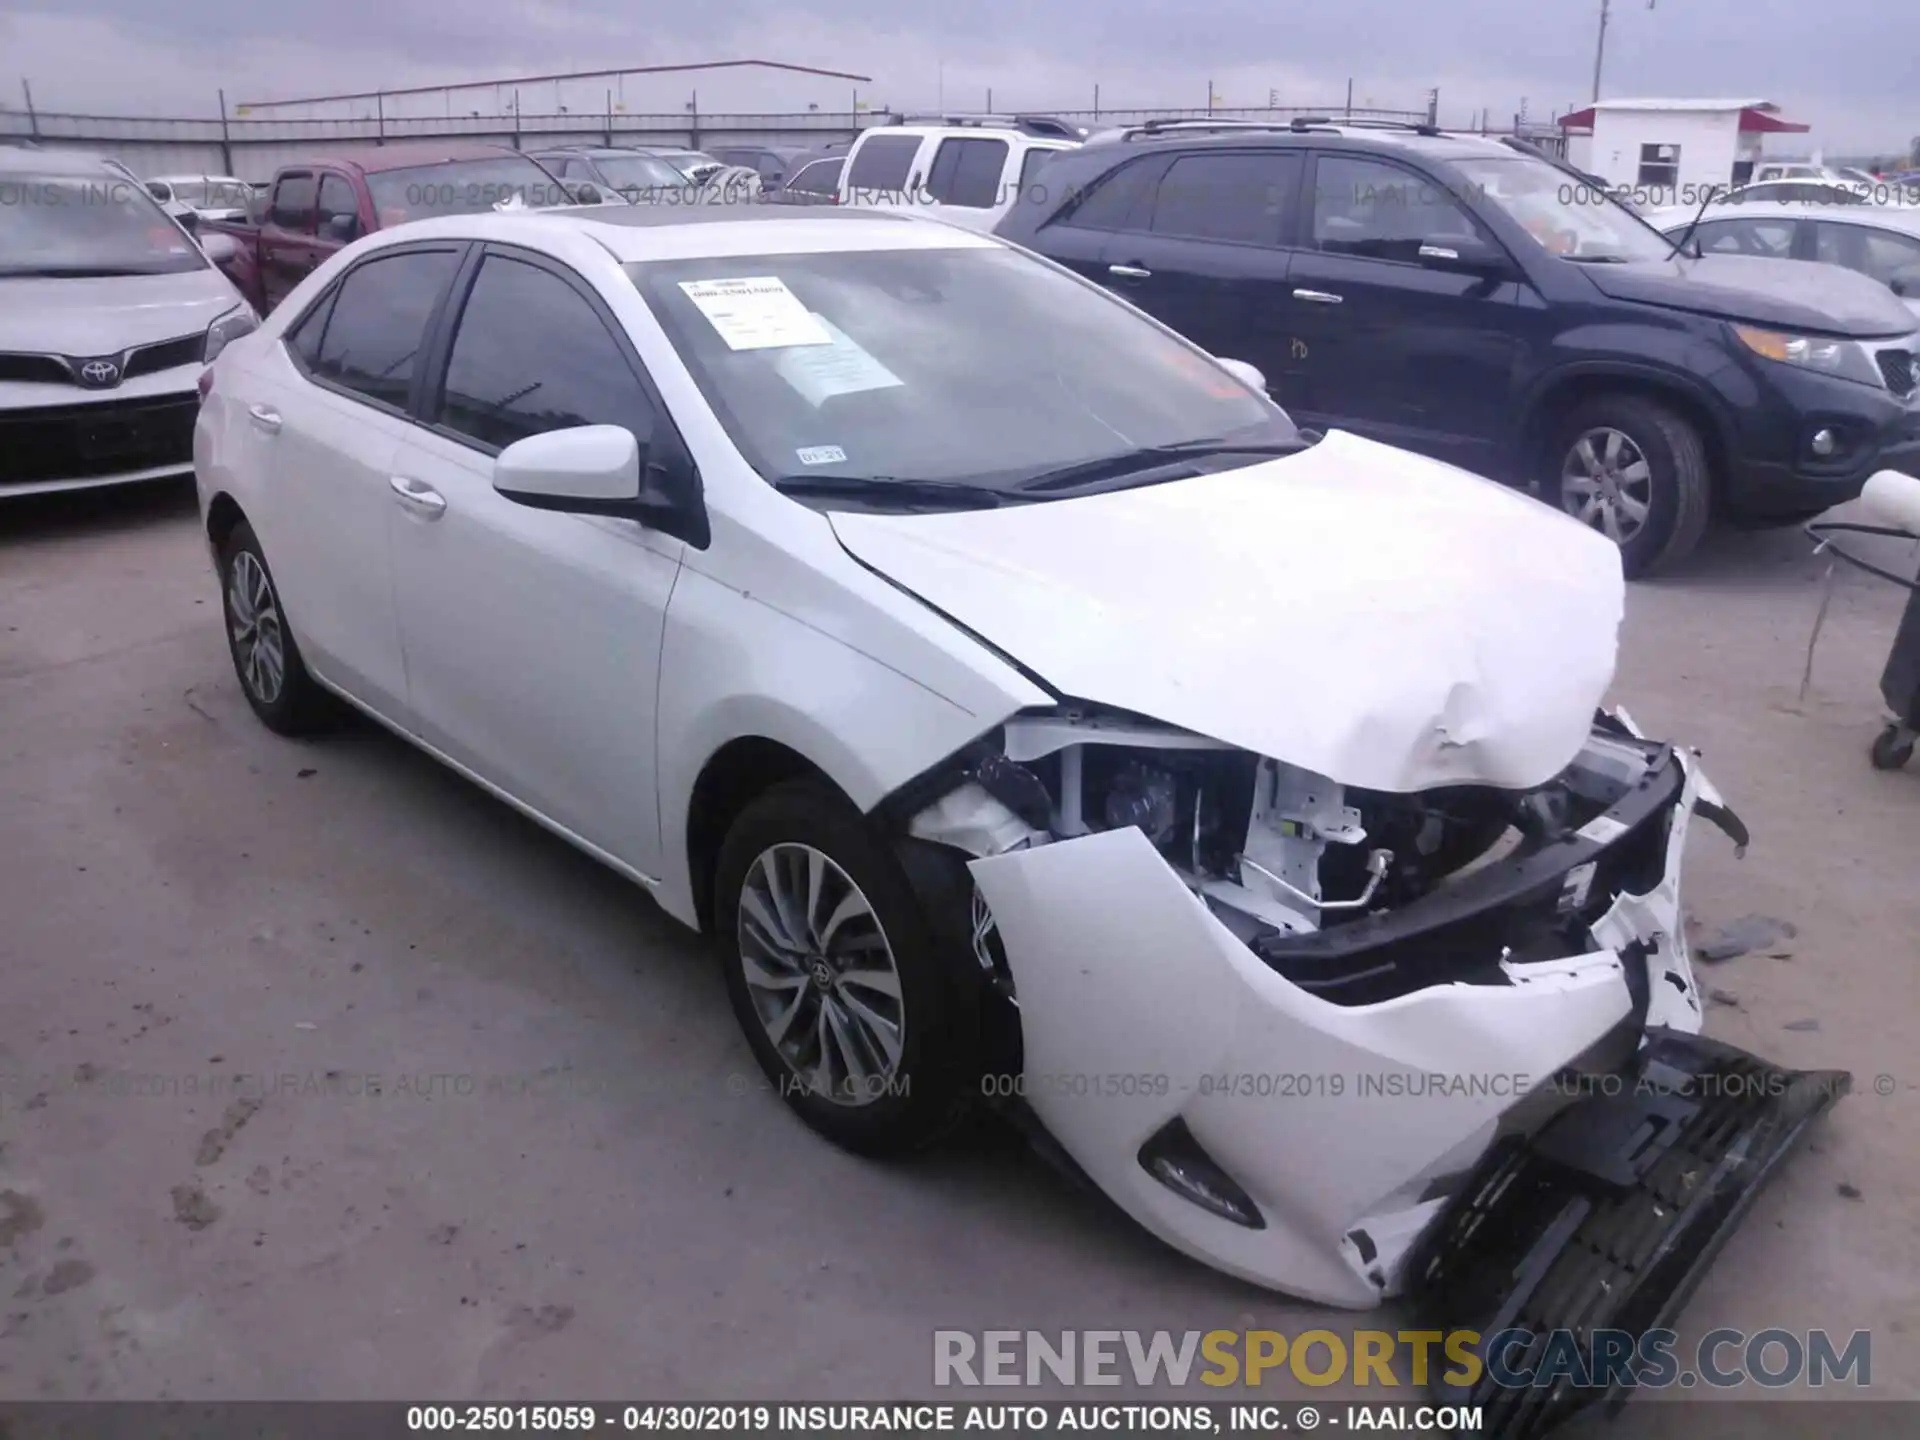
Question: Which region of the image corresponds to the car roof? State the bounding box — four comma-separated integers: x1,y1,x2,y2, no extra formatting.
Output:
293,142,533,175
363,204,1001,263
0,145,129,178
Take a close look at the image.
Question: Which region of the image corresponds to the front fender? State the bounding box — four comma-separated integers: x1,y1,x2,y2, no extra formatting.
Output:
653,563,1017,929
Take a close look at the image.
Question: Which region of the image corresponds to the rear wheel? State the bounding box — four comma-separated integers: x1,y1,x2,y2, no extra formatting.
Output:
1548,395,1712,578
219,521,338,735
712,780,976,1156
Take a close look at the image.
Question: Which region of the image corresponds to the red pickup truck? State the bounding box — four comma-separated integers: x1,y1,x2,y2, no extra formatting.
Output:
202,143,590,313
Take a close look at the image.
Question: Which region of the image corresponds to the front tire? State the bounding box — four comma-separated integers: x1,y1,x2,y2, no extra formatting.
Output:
219,521,338,735
712,780,976,1157
1549,395,1712,579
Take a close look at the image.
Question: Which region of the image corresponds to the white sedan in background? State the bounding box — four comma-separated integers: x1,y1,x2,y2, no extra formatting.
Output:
1650,200,1920,319
193,204,1842,1426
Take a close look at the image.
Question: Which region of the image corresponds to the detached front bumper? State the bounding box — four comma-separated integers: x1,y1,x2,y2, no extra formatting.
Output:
1410,1028,1848,1440
968,747,1837,1323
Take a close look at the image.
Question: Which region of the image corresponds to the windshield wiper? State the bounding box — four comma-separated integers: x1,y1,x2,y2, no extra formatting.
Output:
770,473,1009,508
1013,438,1308,494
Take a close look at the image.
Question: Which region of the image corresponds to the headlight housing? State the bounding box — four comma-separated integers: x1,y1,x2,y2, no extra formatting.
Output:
1732,325,1884,387
203,304,259,364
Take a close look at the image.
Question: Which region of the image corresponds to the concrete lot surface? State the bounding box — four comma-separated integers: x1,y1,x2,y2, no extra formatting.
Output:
2,479,1917,1423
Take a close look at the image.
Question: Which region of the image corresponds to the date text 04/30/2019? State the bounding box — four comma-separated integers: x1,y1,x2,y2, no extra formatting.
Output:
404,1403,1470,1433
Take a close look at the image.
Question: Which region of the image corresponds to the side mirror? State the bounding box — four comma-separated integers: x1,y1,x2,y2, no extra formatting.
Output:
1417,235,1509,275
324,213,359,242
495,426,641,508
1861,469,1920,537
199,231,239,265
176,209,201,235
573,182,603,206
147,181,170,202
1886,265,1920,299
1213,357,1268,392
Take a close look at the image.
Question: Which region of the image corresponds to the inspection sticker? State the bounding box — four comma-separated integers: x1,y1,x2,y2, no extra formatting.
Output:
678,276,832,351
795,445,848,465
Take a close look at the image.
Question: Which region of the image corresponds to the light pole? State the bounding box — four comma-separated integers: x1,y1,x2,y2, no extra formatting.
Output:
1591,0,1610,103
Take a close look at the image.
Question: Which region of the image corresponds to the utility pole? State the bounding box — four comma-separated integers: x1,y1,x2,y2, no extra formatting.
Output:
1591,0,1611,102
217,88,234,175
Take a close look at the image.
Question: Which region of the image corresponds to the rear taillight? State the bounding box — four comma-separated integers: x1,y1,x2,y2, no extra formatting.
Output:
197,365,215,401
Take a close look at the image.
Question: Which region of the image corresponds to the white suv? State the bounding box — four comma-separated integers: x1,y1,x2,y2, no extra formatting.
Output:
838,115,1080,230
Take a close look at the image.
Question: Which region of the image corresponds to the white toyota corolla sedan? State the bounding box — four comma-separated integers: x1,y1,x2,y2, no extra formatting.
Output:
194,204,1843,1416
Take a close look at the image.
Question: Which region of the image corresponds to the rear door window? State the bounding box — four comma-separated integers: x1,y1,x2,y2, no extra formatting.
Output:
926,137,1011,208
1817,222,1920,284
1050,158,1157,232
1018,147,1056,197
846,134,923,194
1146,152,1300,246
307,247,463,411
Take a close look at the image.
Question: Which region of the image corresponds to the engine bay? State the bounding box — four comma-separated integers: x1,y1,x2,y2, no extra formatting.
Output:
908,704,1716,1006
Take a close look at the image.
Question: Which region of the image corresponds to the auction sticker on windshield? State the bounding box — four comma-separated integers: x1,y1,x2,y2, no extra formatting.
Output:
679,277,833,350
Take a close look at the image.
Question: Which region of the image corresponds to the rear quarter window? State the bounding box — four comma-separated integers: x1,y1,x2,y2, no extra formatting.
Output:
847,134,923,194
1044,157,1156,232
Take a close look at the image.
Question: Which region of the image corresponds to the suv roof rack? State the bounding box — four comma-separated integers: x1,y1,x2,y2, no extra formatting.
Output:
1286,115,1445,137
1113,118,1293,142
889,112,1085,139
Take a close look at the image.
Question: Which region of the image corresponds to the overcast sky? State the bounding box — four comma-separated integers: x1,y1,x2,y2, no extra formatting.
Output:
3,0,1913,154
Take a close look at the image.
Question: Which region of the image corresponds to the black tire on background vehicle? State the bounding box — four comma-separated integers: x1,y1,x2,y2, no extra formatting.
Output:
1548,394,1713,579
712,780,978,1157
218,521,339,735
1870,724,1915,771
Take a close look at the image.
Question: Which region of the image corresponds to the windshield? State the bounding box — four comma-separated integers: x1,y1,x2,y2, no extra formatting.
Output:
0,172,207,277
169,179,252,210
1450,154,1675,262
629,245,1296,500
590,154,697,196
366,158,574,225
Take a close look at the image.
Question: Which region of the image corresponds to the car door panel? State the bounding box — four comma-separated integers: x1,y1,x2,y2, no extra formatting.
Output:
1286,153,1524,475
253,246,466,716
247,351,412,718
1096,151,1302,402
386,429,681,871
388,247,682,875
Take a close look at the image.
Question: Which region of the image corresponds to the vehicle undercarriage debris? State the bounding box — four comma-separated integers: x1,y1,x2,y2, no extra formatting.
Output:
896,702,1845,1440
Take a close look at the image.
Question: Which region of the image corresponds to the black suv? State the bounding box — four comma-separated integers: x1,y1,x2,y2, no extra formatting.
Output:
995,118,1920,575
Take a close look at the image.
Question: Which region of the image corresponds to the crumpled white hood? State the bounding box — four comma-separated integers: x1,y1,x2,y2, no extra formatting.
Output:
830,431,1625,793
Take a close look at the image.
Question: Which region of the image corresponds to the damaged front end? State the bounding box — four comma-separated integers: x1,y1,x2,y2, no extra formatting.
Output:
896,702,1845,1433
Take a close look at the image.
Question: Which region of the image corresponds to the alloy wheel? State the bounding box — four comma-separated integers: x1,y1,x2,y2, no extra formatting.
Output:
227,551,286,705
1561,426,1653,544
737,843,905,1105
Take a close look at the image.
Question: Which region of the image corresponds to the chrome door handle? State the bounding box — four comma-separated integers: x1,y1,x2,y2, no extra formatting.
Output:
247,404,282,433
1108,263,1152,279
388,475,446,520
1292,289,1343,304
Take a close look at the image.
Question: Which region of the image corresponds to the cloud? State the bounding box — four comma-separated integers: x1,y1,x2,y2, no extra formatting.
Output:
2,0,1911,152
